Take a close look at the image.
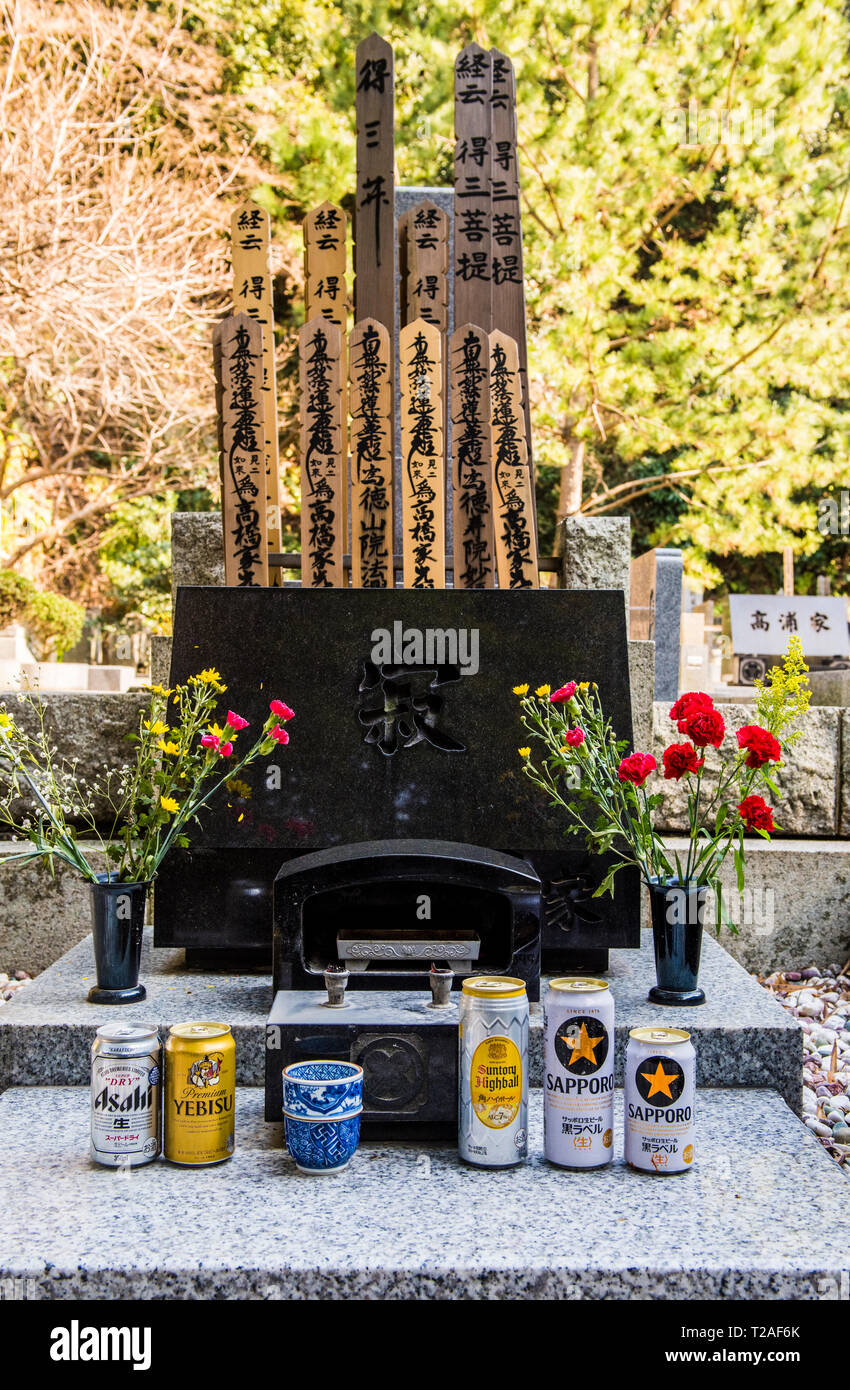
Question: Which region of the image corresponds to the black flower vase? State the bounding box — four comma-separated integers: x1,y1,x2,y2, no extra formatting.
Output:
647,878,707,1006
88,875,151,1005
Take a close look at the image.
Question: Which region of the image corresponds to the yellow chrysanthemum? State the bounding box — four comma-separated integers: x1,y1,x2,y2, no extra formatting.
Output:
578,682,590,691
518,747,531,759
512,683,529,696
0,711,13,733
191,667,226,690
157,740,179,756
160,796,179,815
144,720,169,737
150,684,172,697
535,684,551,698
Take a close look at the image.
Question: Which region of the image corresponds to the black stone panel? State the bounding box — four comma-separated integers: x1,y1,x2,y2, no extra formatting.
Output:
155,587,639,960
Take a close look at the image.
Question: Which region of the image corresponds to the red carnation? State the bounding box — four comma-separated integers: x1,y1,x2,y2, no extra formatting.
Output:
617,752,657,787
662,743,705,780
564,727,585,747
669,691,714,724
736,724,781,769
738,794,775,833
550,682,577,704
679,707,725,749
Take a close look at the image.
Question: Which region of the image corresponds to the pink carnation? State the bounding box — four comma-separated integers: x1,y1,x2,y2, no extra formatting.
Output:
218,742,233,758
550,682,577,705
269,700,295,721
226,711,249,732
200,733,220,752
270,724,290,745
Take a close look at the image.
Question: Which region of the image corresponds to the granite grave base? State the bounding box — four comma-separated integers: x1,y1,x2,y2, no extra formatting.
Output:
0,927,802,1111
0,1086,844,1300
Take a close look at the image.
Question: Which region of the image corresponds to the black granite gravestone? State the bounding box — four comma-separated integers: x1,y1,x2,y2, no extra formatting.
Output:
155,587,640,971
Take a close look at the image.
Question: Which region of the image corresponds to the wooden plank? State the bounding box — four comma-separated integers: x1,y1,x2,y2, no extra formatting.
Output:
349,318,394,589
299,317,345,588
218,313,269,588
489,50,532,469
450,323,494,588
490,330,538,590
231,201,281,575
454,42,492,334
399,319,445,589
354,33,395,332
398,208,412,326
405,200,449,332
304,201,349,547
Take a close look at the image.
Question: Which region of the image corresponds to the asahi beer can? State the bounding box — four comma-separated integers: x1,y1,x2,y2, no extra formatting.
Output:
625,1027,696,1174
164,1022,235,1166
544,977,614,1169
459,976,528,1167
91,1025,161,1167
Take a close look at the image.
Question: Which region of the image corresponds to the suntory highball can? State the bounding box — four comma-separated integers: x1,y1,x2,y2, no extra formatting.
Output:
459,976,528,1167
625,1026,696,1174
544,977,614,1169
91,1024,161,1167
164,1022,235,1166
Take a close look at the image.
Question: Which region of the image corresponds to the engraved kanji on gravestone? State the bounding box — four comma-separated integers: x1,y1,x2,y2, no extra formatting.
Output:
490,330,539,590
451,323,494,589
454,43,493,334
231,202,281,568
357,660,465,757
400,319,445,590
218,313,269,588
349,318,393,589
299,317,345,588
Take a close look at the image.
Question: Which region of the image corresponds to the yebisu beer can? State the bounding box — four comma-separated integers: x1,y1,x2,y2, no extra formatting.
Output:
164,1022,235,1166
544,977,614,1169
625,1027,695,1174
459,977,528,1167
91,1024,161,1168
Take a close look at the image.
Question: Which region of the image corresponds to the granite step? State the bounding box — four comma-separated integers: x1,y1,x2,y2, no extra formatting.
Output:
0,1085,844,1300
0,928,802,1109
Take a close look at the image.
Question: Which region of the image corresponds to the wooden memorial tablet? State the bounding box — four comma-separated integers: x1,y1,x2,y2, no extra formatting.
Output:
218,313,269,588
299,317,345,588
231,201,281,573
490,50,531,468
450,323,494,588
489,330,538,590
454,43,493,334
349,318,394,588
400,319,445,589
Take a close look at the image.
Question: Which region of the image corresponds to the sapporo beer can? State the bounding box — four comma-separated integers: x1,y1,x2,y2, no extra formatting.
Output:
164,1022,235,1166
544,977,614,1169
459,976,528,1167
91,1024,161,1167
625,1027,696,1173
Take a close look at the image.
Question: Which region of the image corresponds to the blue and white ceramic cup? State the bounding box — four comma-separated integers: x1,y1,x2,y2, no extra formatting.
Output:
282,1061,364,1175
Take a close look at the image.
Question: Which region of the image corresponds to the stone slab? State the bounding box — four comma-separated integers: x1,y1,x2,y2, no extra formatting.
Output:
652,701,840,836
0,1086,844,1299
0,927,801,1110
558,516,630,601
0,842,111,974
0,692,149,823
666,836,850,976
628,638,654,753
170,512,224,610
